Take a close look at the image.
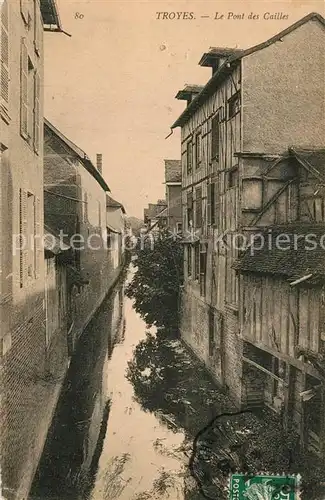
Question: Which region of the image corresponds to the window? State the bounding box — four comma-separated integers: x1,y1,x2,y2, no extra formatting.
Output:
200,244,207,296
176,222,182,234
228,166,239,189
228,91,240,119
20,38,30,139
84,192,88,222
194,244,200,280
27,57,34,141
33,72,41,153
211,112,220,161
187,191,193,230
27,192,35,278
1,0,9,107
207,182,216,225
19,189,39,286
186,140,193,174
195,132,202,169
208,307,215,356
187,245,192,277
106,228,112,250
19,189,27,287
34,0,42,56
98,200,101,227
195,187,202,228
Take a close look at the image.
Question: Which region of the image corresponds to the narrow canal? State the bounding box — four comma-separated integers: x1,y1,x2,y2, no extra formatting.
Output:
30,267,224,500
29,266,325,500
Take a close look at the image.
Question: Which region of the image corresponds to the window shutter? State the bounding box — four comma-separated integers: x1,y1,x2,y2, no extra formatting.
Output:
1,0,9,105
207,184,211,225
20,38,28,138
34,9,42,55
34,196,41,278
20,0,29,25
19,188,28,287
34,72,41,153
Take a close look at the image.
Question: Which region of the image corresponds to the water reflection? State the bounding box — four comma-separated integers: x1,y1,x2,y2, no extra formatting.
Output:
31,271,204,500
30,280,126,500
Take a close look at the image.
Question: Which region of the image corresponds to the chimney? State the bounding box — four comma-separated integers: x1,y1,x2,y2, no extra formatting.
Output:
96,153,103,174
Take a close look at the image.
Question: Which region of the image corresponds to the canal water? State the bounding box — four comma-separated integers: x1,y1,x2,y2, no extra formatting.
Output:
29,267,325,500
30,268,218,500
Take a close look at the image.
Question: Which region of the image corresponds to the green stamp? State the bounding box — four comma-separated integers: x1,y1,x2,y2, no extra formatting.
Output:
229,473,301,499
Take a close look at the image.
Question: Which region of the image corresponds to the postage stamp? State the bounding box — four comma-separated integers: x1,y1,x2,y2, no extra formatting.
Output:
229,473,301,499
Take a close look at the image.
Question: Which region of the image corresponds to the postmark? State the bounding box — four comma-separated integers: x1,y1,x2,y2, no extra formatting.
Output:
229,473,301,500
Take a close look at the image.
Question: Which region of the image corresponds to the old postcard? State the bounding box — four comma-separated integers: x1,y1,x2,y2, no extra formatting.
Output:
1,0,325,499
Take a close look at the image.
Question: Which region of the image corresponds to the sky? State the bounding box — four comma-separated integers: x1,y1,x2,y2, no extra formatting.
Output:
44,0,325,218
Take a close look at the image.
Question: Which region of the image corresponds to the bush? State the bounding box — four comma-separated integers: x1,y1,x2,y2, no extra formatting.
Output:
126,231,183,330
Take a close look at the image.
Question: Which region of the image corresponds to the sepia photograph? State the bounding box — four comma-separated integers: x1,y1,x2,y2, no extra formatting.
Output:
0,1,325,499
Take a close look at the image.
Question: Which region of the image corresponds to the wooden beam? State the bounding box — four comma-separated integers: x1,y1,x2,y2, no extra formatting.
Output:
243,337,324,380
243,356,289,386
250,179,295,226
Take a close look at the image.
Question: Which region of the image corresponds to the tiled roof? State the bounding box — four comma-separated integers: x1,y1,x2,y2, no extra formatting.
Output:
234,223,325,285
165,160,182,183
45,119,110,192
145,201,167,219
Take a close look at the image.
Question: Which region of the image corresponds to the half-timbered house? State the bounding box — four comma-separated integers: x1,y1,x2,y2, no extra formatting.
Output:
172,13,325,406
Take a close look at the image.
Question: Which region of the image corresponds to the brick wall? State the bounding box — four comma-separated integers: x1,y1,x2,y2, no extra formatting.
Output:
223,307,242,404
1,298,69,500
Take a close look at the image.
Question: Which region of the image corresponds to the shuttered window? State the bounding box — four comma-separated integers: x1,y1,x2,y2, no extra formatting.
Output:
34,4,42,56
84,192,88,222
187,245,192,277
20,38,28,138
207,182,216,225
34,196,41,277
33,72,40,152
195,187,202,228
19,188,28,287
1,0,9,105
186,191,193,230
211,111,220,160
186,141,192,174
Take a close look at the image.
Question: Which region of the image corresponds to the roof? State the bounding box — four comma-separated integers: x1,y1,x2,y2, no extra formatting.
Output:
172,12,325,128
165,159,182,183
40,0,61,30
175,85,205,100
234,223,325,285
106,194,126,214
144,201,167,220
44,119,110,192
199,47,244,67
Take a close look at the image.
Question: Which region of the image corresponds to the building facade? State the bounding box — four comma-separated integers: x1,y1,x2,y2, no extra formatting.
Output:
44,119,125,352
172,11,325,414
164,159,182,234
106,194,126,270
0,1,64,498
235,148,325,457
143,199,168,233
